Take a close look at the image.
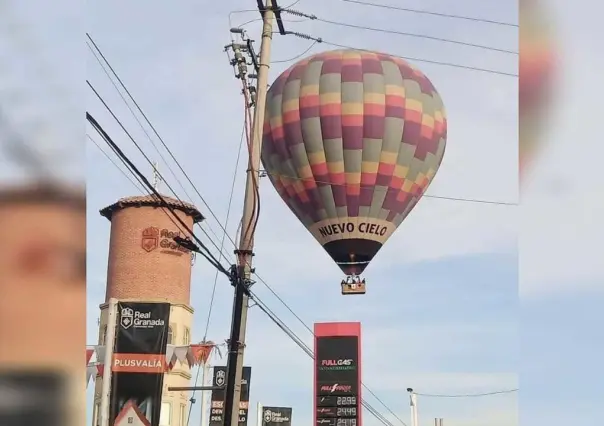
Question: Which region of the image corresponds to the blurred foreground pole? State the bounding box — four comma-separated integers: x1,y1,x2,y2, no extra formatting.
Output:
100,298,118,426
222,1,275,426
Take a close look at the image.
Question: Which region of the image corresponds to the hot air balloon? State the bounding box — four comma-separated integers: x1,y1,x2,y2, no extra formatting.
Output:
261,49,447,294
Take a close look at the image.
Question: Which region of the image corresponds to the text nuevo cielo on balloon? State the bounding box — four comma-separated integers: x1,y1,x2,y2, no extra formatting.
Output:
309,218,395,245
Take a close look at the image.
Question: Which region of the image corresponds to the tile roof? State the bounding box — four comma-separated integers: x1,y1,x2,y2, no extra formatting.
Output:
99,194,204,223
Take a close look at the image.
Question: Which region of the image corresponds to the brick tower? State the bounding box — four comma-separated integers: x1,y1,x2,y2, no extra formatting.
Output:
92,194,204,426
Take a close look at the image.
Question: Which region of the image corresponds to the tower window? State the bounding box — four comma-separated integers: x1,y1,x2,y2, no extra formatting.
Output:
167,326,174,344
183,327,190,345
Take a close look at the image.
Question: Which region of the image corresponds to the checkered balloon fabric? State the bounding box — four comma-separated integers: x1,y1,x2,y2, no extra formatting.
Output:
261,49,447,274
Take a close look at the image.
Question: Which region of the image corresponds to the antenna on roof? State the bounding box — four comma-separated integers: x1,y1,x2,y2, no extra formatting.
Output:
152,161,162,191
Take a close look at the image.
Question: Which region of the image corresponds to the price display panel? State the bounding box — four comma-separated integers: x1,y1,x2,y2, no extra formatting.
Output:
315,335,360,426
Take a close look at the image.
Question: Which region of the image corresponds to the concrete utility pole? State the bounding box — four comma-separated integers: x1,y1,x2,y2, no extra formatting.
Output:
407,388,418,426
100,298,118,426
222,1,275,426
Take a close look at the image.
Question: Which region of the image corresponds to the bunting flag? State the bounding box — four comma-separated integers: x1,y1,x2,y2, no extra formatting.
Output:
165,345,176,366
190,341,215,366
86,348,94,365
86,365,96,385
85,341,226,387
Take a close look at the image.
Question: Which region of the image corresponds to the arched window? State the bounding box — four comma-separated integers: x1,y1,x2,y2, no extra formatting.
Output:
183,327,190,345
167,326,174,344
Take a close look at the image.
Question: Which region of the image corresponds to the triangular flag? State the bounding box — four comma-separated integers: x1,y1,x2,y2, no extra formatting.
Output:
165,345,176,365
86,348,94,365
174,346,189,365
97,364,104,376
190,343,214,366
86,365,96,386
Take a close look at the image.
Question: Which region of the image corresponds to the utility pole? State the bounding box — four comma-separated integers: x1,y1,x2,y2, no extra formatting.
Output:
407,388,418,426
100,298,118,426
222,1,276,426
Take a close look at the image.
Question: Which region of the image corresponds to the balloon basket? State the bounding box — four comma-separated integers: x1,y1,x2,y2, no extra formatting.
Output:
341,278,366,295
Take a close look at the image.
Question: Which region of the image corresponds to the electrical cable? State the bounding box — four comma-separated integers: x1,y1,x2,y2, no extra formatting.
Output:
416,389,518,398
86,38,222,253
86,111,230,276
248,289,403,426
251,274,409,425
86,133,147,193
88,130,197,247
335,0,518,27
85,40,219,243
185,124,247,426
314,18,517,55
236,16,310,28
91,126,202,246
273,40,318,63
305,37,518,77
86,80,228,260
260,170,517,206
89,106,414,426
94,111,404,426
86,33,238,260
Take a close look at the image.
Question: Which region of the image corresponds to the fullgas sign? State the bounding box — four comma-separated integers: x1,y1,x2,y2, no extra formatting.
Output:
141,227,190,256
109,302,171,426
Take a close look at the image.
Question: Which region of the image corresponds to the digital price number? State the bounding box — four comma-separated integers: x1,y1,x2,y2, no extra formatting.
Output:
336,419,357,426
337,397,356,406
337,408,356,417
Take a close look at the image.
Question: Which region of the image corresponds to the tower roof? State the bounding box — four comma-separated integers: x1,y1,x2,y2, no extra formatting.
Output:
99,194,204,223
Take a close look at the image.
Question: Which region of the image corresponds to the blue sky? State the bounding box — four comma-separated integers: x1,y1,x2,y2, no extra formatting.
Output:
82,0,519,424
5,0,604,425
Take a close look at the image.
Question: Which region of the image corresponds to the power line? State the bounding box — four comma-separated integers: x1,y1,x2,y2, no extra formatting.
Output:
313,18,517,55
281,29,517,76
86,80,229,260
260,170,517,206
248,289,404,426
90,104,406,426
186,124,246,426
85,40,216,236
86,111,230,276
86,33,238,260
416,389,518,398
273,40,318,63
86,133,146,193
250,275,408,426
335,0,518,27
317,39,517,77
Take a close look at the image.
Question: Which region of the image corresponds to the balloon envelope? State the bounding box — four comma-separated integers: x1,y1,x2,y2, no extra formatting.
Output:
261,49,447,275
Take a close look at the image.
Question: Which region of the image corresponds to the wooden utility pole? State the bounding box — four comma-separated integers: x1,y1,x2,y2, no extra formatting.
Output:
222,1,275,426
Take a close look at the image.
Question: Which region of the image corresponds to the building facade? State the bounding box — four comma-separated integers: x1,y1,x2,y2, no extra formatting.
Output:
92,194,204,426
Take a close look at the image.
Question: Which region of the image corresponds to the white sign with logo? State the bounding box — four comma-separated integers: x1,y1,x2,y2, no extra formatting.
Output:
120,307,165,329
